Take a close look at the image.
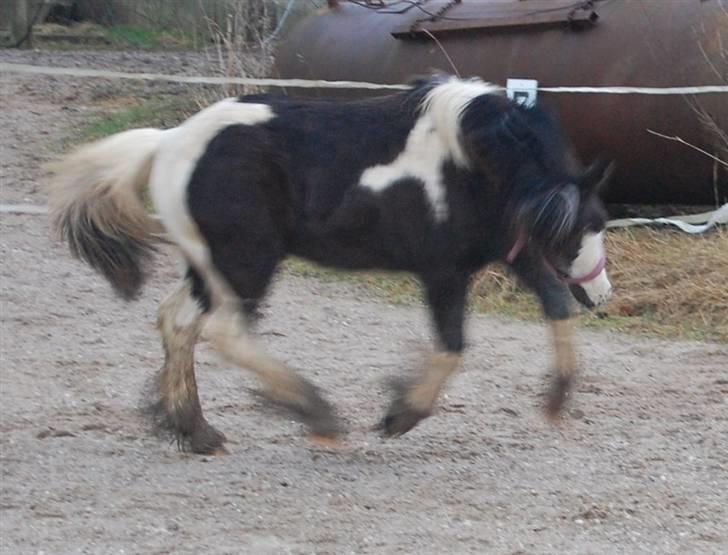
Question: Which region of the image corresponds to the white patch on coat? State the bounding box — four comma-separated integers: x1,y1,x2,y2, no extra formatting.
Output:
358,78,500,220
359,116,451,220
570,231,612,306
149,98,274,268
421,77,501,168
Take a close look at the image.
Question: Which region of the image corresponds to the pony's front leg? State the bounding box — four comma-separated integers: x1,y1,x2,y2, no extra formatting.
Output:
380,273,468,436
510,257,576,417
547,317,577,417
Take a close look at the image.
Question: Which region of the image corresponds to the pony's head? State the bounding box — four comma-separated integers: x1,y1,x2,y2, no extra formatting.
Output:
507,158,614,308
420,76,614,308
450,89,612,307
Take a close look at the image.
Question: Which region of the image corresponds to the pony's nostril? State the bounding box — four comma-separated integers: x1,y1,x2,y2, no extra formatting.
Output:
596,286,613,306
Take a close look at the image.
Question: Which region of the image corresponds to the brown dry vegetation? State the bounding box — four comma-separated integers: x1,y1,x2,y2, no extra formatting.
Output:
601,226,727,340
287,225,728,343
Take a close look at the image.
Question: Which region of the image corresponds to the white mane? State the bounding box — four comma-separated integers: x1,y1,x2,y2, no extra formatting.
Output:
421,77,501,167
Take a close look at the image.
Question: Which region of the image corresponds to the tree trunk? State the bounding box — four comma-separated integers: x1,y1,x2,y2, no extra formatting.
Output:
11,0,30,47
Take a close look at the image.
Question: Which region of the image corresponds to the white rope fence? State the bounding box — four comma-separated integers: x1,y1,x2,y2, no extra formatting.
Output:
3,202,726,234
2,62,728,94
0,63,410,91
1,62,726,232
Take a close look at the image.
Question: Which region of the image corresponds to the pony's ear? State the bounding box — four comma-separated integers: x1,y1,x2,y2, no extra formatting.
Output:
581,157,615,196
527,184,580,247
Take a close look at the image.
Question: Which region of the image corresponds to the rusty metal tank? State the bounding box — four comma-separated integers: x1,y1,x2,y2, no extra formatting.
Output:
275,0,728,206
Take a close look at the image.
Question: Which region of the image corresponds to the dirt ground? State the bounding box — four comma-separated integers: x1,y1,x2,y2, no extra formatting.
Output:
1,49,727,555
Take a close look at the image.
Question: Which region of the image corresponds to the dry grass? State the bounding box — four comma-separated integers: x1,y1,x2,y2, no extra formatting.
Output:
193,0,276,105
598,226,728,341
475,226,728,342
285,226,728,343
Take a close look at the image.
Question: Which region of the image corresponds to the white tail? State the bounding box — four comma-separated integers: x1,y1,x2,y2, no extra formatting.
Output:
48,128,167,299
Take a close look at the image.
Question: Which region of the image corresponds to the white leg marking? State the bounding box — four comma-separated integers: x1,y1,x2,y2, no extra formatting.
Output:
406,351,462,413
174,291,204,328
202,306,314,408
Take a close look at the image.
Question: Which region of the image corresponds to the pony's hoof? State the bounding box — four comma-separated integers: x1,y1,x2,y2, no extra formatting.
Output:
304,410,344,441
288,381,346,440
257,382,345,440
378,397,430,437
378,410,430,437
377,377,430,437
544,375,572,420
189,422,227,455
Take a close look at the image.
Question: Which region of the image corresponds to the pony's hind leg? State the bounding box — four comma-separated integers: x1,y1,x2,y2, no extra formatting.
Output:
192,203,343,441
148,272,226,454
203,305,342,441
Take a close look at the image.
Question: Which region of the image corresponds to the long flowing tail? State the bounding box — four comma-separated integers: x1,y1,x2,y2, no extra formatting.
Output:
48,128,166,300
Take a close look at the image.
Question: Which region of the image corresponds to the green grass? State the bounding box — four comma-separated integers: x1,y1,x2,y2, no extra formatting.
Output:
32,22,197,50
104,25,197,49
79,96,196,142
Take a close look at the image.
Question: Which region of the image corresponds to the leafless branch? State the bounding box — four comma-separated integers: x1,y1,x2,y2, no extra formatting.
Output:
646,129,728,168
422,29,461,78
697,32,724,82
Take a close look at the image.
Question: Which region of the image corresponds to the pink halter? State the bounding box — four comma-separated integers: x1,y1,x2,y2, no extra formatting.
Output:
506,235,606,285
505,234,528,264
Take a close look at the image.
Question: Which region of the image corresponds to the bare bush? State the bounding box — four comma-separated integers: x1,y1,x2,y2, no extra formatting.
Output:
196,0,277,103
691,0,728,205
74,0,277,48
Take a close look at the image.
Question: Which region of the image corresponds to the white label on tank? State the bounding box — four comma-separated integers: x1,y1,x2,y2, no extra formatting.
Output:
507,78,539,107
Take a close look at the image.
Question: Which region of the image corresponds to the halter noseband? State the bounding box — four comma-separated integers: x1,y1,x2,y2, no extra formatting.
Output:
506,235,606,286
544,254,607,285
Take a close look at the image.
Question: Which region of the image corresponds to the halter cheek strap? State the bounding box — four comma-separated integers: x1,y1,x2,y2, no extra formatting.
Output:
506,233,528,264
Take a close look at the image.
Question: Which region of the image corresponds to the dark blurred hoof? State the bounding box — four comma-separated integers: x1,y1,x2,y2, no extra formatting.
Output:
378,407,430,437
188,421,227,455
262,380,344,440
144,394,227,455
544,375,572,420
301,402,344,440
378,380,430,437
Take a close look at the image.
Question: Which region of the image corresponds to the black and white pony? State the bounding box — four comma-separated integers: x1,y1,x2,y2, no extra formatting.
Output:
49,76,613,454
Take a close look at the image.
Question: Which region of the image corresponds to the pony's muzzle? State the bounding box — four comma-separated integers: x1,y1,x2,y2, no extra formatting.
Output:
570,274,612,309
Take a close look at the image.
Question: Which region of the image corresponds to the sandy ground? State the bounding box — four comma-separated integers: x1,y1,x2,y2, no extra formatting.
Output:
1,49,727,555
